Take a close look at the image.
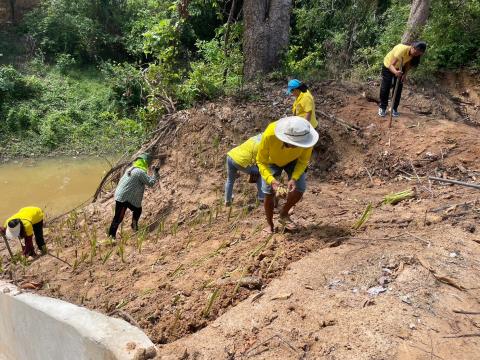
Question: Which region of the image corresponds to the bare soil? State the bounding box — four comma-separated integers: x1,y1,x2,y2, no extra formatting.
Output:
2,73,480,359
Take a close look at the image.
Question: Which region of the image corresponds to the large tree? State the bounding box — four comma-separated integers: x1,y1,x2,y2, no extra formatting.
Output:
243,0,292,80
402,0,430,43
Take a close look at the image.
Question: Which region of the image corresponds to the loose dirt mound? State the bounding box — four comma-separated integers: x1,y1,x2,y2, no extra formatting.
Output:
2,77,480,359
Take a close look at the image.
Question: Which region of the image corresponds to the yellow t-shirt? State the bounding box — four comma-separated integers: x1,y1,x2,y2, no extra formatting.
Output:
256,121,313,185
4,207,44,237
383,44,412,69
293,90,318,128
227,134,262,168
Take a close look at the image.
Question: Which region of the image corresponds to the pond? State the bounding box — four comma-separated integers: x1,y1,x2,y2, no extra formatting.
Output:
0,157,113,222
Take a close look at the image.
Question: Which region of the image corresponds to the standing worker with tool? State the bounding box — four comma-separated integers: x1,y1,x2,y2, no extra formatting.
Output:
378,41,427,118
224,133,264,206
0,206,47,257
108,153,159,239
257,116,318,233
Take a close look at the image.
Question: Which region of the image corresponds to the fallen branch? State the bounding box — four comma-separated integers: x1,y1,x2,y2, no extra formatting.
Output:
108,309,141,329
429,177,480,191
47,252,72,267
453,309,480,315
244,334,298,357
92,161,130,202
316,109,361,131
443,333,480,339
417,256,466,291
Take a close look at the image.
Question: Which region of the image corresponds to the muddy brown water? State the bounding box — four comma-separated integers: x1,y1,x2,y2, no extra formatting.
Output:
0,157,113,222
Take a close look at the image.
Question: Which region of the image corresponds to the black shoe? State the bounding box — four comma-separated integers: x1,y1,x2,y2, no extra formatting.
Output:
131,221,139,232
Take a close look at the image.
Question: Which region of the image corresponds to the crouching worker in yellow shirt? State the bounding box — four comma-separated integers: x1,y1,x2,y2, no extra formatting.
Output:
0,207,47,257
257,116,319,233
225,134,264,205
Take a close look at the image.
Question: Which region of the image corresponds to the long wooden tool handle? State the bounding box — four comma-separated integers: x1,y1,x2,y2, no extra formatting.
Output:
429,176,480,190
388,60,403,129
1,233,14,260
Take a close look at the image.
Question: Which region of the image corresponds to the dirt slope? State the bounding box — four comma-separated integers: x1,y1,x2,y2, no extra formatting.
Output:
2,74,480,359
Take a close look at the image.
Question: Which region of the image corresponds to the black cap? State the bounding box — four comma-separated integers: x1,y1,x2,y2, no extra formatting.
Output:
412,41,427,52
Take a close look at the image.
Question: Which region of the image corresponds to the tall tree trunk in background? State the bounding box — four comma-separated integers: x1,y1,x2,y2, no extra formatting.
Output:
243,0,292,80
9,0,15,22
402,0,430,44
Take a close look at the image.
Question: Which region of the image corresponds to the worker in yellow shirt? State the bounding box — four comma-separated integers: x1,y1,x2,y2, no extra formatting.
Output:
0,207,47,257
287,79,318,128
257,116,319,233
379,41,426,117
225,134,264,205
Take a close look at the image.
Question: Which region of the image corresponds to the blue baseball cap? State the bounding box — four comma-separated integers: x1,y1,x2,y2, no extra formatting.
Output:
286,79,302,94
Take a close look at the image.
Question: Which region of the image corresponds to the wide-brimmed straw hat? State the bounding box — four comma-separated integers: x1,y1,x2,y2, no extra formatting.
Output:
6,220,21,240
274,116,319,148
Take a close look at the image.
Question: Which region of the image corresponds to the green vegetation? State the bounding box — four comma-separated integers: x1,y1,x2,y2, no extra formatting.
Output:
1,0,479,158
0,63,144,157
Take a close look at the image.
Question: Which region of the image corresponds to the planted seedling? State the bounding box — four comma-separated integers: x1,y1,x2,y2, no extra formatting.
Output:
102,248,114,264
352,203,373,230
203,288,220,318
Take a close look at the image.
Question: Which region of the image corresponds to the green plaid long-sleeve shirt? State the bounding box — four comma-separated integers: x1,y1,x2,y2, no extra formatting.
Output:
114,167,158,208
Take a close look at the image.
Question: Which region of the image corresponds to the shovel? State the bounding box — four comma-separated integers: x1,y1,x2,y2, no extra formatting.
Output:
389,60,403,128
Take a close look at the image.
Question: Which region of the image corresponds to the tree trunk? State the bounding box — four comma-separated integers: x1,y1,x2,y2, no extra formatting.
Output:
9,0,15,22
402,0,430,44
243,0,292,80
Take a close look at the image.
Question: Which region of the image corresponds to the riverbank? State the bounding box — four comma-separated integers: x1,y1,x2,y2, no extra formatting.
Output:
0,64,145,162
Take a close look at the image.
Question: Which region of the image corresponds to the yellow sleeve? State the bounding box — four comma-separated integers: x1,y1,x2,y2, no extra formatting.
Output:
390,45,406,65
256,134,275,185
22,220,34,237
301,95,313,114
292,147,312,180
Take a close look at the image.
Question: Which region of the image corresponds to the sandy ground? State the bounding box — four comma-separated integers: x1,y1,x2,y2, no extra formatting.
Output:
2,73,480,359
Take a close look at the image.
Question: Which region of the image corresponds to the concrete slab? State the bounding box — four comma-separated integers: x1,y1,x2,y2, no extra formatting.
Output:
0,281,156,360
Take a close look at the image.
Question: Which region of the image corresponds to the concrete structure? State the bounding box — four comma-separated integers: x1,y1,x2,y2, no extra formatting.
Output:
0,281,156,360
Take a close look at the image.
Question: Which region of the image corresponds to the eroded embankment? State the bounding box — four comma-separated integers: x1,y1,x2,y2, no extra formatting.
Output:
2,78,480,358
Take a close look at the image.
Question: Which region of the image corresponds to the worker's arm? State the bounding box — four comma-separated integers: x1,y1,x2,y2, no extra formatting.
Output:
138,168,159,187
256,136,276,185
388,58,403,78
291,147,313,181
305,112,312,123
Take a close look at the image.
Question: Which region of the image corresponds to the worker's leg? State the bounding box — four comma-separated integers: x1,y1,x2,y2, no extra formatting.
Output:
392,78,404,111
281,164,306,218
23,236,36,257
108,201,127,238
32,220,46,254
126,202,142,231
264,194,275,233
261,165,281,232
224,156,239,205
246,165,264,201
379,66,393,110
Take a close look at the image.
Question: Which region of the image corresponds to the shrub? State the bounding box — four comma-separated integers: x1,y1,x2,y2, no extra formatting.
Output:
39,111,74,149
55,54,77,74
